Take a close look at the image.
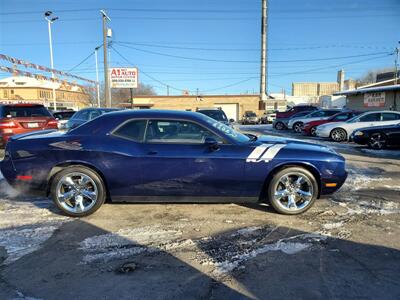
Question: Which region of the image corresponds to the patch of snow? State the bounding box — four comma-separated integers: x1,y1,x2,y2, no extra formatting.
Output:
78,225,189,263
360,148,400,157
0,199,67,264
323,222,344,230
0,171,3,180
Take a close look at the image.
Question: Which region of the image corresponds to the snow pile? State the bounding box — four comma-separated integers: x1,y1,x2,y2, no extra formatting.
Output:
0,199,67,264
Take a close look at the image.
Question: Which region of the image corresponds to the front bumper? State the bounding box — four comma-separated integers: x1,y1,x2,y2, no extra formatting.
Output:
315,128,330,138
320,171,348,196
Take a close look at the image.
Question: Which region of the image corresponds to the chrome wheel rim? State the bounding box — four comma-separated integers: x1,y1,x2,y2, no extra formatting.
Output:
294,123,302,133
56,172,98,214
331,129,346,142
274,172,314,211
275,122,284,130
370,134,385,149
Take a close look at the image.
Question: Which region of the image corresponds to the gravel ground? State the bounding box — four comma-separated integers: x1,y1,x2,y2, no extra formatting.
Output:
0,128,399,300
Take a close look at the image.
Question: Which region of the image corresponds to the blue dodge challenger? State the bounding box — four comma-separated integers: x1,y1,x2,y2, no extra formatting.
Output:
0,110,347,217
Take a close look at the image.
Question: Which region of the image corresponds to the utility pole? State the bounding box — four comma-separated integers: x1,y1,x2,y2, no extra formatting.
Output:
94,46,101,107
260,0,268,101
167,85,170,96
395,41,399,85
44,11,58,110
101,10,111,108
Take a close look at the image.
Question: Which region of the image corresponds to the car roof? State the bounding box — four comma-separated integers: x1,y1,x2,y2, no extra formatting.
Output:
0,103,44,107
107,109,206,120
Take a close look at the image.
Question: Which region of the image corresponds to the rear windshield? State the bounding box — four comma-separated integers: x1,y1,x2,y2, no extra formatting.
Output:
1,106,52,118
198,110,227,121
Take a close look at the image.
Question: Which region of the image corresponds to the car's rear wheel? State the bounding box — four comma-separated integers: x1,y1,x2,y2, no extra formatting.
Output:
330,128,347,142
274,122,285,130
268,167,318,215
310,126,317,136
368,133,387,149
50,166,106,217
293,122,303,133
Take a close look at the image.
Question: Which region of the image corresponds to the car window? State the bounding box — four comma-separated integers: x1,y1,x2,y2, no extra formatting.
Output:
382,113,400,121
359,113,381,122
2,106,52,117
89,110,102,120
332,114,349,121
113,120,147,142
309,111,324,117
145,120,224,144
323,110,340,116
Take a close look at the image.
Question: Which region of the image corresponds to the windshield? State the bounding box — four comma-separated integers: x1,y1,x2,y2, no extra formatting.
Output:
246,112,257,117
198,110,228,122
198,113,250,143
346,115,361,123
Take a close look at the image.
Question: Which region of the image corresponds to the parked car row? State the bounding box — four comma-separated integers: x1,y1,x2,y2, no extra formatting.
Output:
273,105,400,149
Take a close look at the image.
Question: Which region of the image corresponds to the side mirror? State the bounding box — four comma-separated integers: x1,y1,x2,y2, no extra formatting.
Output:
229,118,235,123
204,137,219,151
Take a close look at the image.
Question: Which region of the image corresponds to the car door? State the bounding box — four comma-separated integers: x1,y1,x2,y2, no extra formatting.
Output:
138,119,246,198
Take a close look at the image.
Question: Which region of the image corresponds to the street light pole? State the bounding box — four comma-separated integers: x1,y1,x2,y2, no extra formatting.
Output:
44,11,58,110
100,10,111,108
94,46,101,107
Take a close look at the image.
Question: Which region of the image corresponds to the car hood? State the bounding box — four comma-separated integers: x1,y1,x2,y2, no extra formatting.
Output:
256,135,340,156
357,124,399,132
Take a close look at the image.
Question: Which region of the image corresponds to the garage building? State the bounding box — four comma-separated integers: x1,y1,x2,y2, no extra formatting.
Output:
334,80,400,112
123,95,287,122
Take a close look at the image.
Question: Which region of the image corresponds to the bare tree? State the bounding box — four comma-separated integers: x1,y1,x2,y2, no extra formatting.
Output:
85,82,157,107
357,67,394,85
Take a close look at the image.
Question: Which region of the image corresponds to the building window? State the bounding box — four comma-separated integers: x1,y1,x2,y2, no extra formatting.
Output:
3,90,8,98
10,89,14,95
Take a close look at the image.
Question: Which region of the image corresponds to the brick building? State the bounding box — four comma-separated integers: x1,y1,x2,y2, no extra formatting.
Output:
0,76,91,110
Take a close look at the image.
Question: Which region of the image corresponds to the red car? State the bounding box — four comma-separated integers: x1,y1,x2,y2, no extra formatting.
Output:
0,104,58,148
303,111,361,136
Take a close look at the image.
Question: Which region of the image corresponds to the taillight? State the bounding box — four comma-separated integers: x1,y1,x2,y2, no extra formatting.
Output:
47,120,58,126
0,121,18,129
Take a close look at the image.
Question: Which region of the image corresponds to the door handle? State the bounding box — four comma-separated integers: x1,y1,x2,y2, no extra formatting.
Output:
147,150,158,155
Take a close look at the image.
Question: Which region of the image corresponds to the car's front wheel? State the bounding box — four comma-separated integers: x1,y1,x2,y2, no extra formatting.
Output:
268,167,318,215
50,166,106,217
330,128,347,142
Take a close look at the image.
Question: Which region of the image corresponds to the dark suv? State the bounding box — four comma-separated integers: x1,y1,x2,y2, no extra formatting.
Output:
196,108,231,126
0,104,58,148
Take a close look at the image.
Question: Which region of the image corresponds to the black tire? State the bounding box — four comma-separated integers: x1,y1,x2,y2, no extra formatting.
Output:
50,165,106,217
267,167,318,215
368,132,387,149
293,122,303,133
330,128,347,142
274,121,285,130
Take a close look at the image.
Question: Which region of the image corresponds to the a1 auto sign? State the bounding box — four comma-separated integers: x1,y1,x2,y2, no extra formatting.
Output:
364,92,385,107
109,67,138,88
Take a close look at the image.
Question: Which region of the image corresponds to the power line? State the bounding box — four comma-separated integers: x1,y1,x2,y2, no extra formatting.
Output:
68,52,95,72
115,43,391,64
111,45,190,93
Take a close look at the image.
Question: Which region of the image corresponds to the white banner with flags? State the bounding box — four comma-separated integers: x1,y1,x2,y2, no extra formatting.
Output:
364,92,385,107
109,67,138,89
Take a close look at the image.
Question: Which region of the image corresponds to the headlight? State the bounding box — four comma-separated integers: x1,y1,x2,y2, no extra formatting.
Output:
354,131,364,136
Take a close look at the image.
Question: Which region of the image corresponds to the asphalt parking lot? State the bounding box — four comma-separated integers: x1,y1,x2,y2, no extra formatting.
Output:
0,126,399,300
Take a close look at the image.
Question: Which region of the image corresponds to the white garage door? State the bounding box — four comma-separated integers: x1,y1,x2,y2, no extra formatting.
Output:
214,103,239,121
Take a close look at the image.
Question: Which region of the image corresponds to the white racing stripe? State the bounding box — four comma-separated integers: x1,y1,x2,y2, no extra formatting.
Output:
246,144,272,162
246,143,286,163
260,144,286,162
